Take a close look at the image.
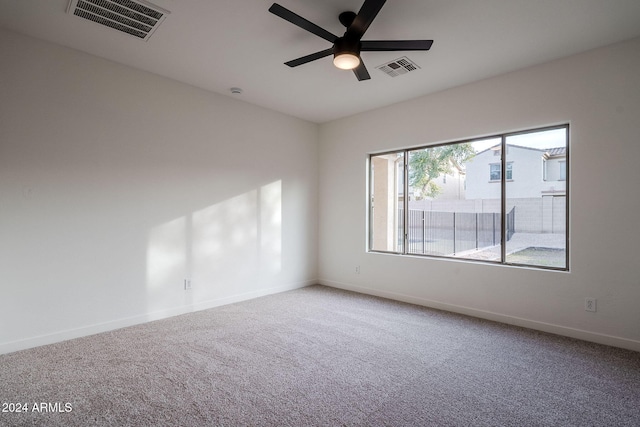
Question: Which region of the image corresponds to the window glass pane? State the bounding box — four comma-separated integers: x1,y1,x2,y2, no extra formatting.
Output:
490,164,500,181
370,152,404,253
505,128,568,268
406,139,501,261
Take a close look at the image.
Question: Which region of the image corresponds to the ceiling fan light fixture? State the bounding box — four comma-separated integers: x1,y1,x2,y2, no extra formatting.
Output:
333,52,360,70
333,37,361,70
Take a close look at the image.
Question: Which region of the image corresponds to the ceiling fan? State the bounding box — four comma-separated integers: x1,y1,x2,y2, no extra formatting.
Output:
269,0,433,81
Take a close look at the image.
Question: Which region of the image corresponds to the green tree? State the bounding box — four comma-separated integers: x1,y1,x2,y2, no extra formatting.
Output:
409,143,475,200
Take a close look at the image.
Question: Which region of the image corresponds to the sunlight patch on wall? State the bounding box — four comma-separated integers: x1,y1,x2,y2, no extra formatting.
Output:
260,180,282,274
192,189,259,297
146,181,283,311
146,216,186,312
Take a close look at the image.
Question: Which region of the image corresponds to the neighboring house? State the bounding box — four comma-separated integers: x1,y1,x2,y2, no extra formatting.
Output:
465,144,566,200
408,163,467,211
463,144,567,234
433,164,466,200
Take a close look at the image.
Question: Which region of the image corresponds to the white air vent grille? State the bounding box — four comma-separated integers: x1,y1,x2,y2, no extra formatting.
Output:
68,0,169,41
376,56,421,77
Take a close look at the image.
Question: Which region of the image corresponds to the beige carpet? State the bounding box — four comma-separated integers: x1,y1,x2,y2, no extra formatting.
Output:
1,285,639,426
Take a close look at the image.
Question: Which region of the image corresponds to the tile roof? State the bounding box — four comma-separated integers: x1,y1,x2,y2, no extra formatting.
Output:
546,147,567,157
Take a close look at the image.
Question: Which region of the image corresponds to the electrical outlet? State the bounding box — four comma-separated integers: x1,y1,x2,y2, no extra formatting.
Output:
355,266,360,274
585,298,596,312
184,279,192,291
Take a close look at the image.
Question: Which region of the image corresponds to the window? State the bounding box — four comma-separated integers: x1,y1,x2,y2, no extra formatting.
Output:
370,152,404,253
368,125,569,270
559,161,566,181
490,164,500,181
490,162,513,181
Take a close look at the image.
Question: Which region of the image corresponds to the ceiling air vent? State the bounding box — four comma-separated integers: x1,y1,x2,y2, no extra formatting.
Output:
376,56,421,77
67,0,169,41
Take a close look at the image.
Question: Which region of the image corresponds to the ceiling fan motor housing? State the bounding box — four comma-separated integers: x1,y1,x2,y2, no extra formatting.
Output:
334,36,361,57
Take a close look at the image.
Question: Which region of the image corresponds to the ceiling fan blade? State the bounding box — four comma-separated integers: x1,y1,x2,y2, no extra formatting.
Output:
353,61,371,81
361,40,434,51
269,3,338,43
346,0,387,40
285,48,334,67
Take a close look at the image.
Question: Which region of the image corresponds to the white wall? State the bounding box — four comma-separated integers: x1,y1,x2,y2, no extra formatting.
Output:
0,29,319,354
3,28,639,355
318,37,640,351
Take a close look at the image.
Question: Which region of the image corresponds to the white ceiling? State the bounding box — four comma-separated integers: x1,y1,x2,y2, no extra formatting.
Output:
2,0,640,123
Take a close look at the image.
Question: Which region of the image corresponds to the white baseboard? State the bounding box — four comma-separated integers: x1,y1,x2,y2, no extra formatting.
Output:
319,278,640,353
190,280,315,312
0,280,314,355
